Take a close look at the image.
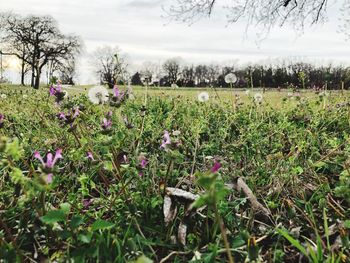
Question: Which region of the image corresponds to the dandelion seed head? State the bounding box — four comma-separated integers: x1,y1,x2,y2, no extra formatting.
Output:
88,86,109,104
224,73,237,84
254,93,263,103
198,92,209,102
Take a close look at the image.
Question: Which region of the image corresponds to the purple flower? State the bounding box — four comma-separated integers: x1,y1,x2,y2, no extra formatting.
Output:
49,85,56,96
106,111,113,118
49,84,63,96
46,173,53,184
87,151,95,161
113,85,119,98
102,118,112,130
0,114,4,128
56,83,62,93
34,149,63,169
160,130,171,149
57,107,79,126
73,107,80,118
211,161,221,173
49,83,65,103
140,157,148,169
83,199,93,208
58,112,67,121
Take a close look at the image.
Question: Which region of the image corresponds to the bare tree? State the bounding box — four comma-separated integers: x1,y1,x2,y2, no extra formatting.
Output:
0,12,82,88
90,46,128,88
182,65,195,86
165,0,333,38
163,58,181,84
140,61,161,84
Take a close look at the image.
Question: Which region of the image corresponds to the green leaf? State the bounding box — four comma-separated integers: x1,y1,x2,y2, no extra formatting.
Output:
191,194,210,208
40,210,66,224
9,167,27,185
277,229,310,261
70,215,84,229
5,138,23,161
60,203,71,215
91,220,115,231
134,255,153,263
103,161,114,171
197,173,217,190
78,232,92,243
344,220,350,229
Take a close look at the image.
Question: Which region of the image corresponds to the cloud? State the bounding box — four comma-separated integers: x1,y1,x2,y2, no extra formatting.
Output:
124,0,164,8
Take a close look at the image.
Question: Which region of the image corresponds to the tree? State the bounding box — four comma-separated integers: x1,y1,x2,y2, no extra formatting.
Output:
165,0,341,38
140,61,161,85
163,58,181,85
57,58,78,85
0,12,82,88
131,72,143,86
182,65,195,87
0,13,81,88
90,46,128,88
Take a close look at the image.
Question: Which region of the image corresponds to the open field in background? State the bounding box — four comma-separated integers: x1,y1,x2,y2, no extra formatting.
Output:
1,84,348,108
1,83,350,262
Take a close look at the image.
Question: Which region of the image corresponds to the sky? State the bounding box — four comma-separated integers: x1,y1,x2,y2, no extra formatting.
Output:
1,0,350,84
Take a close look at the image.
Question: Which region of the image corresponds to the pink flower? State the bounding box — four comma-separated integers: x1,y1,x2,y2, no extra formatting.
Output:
58,112,67,121
140,157,148,169
73,108,80,118
87,151,95,161
34,149,63,169
102,118,112,130
0,114,4,128
83,199,93,208
49,85,56,96
160,130,171,149
113,85,119,98
46,173,53,184
211,161,221,173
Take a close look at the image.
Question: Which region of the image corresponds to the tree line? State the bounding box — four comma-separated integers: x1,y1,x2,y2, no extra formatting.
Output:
131,59,350,89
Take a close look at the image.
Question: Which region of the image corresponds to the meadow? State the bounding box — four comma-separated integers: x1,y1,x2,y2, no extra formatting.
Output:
0,83,350,262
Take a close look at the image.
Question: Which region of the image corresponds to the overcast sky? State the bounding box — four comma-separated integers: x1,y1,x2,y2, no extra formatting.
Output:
2,0,350,84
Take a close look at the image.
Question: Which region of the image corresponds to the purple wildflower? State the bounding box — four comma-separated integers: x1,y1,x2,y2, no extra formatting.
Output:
0,114,4,128
83,199,93,208
49,83,65,103
46,173,53,184
58,112,67,121
211,161,221,173
73,107,80,118
34,149,63,169
56,83,62,93
102,118,112,130
140,157,148,169
113,85,119,98
49,85,56,96
160,130,171,149
87,151,95,161
57,107,79,127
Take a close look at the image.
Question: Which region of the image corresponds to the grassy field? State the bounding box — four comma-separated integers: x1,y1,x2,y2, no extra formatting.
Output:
1,83,347,107
1,83,350,262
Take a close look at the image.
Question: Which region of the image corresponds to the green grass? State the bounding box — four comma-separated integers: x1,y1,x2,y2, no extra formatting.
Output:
0,83,350,262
